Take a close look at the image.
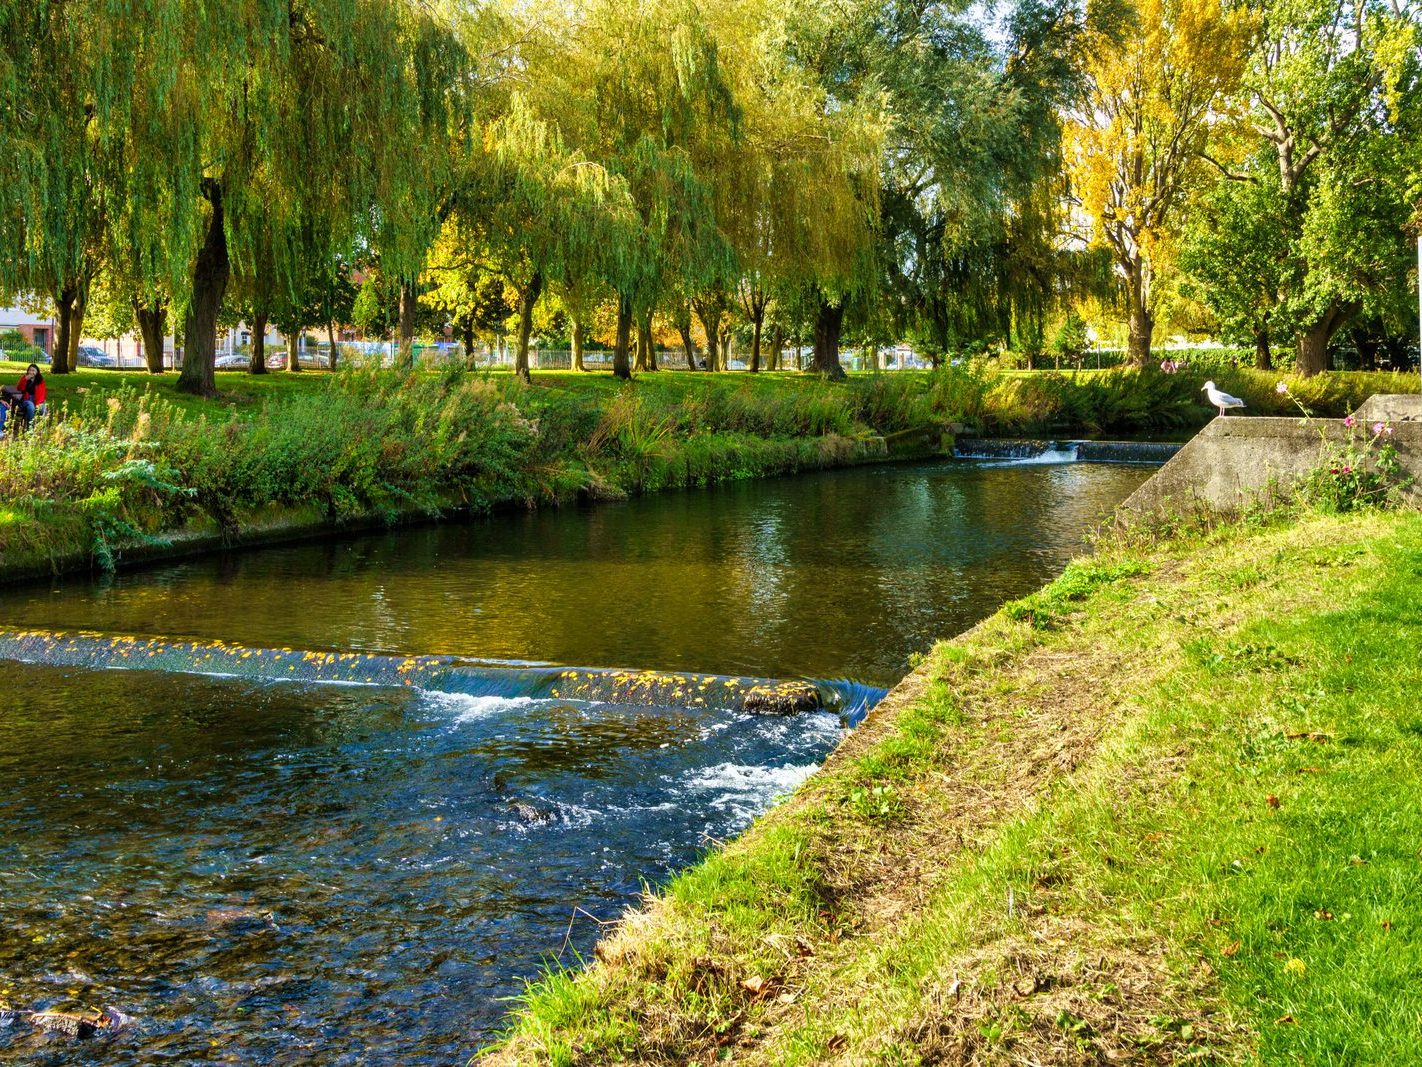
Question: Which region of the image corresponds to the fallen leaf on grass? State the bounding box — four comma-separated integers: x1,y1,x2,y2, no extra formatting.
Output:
1222,941,1241,958
1314,910,1333,921
741,976,769,996
1266,794,1281,809
1275,1014,1295,1025
827,1034,848,1051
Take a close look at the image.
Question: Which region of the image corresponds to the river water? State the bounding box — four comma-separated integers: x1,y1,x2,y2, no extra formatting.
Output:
0,457,1152,1063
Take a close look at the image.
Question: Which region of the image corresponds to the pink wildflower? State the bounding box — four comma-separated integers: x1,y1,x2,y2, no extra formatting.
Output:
1373,422,1385,435
1343,416,1355,428
1276,381,1289,395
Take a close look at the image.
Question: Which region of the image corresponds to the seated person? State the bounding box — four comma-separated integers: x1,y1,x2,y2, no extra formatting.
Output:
13,364,45,428
0,385,15,435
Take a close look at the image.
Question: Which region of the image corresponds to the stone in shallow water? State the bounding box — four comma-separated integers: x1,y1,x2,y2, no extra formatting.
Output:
739,682,821,715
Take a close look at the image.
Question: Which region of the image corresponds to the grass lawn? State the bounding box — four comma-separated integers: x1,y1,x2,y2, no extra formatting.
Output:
0,360,849,421
481,507,1422,1065
0,360,333,418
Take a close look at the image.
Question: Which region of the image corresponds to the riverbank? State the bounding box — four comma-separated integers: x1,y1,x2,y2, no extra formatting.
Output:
481,506,1422,1064
1,361,1414,581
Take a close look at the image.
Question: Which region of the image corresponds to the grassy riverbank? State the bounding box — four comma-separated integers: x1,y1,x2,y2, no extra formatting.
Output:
1,359,1415,577
481,506,1422,1065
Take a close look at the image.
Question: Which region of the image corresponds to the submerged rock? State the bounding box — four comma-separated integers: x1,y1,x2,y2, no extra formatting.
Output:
739,682,822,715
506,800,557,825
4,1007,131,1039
204,907,278,932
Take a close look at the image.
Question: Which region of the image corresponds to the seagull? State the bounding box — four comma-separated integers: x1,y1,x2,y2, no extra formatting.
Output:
1201,380,1246,417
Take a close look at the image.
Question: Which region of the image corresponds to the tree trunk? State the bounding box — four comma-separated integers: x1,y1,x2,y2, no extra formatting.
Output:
674,305,696,370
571,317,585,371
1124,259,1153,368
1358,338,1377,371
328,321,340,369
811,296,846,379
514,270,543,384
287,327,303,372
749,309,763,373
635,314,655,372
1296,302,1353,377
766,324,782,371
633,321,649,372
51,284,79,374
719,326,732,371
612,293,633,380
178,182,228,397
135,301,167,373
457,318,474,368
397,278,416,368
693,300,722,372
250,313,269,374
1254,328,1272,371
678,324,696,370
67,290,87,373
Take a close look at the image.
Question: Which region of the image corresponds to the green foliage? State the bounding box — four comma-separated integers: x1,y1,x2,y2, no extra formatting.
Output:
0,330,41,361
0,368,949,570
1294,419,1413,513
1050,313,1089,366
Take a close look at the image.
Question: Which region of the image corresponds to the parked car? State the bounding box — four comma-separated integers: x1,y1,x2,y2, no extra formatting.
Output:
75,345,119,369
214,353,250,369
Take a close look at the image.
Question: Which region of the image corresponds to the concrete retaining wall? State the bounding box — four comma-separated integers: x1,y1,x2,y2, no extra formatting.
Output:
1120,405,1422,517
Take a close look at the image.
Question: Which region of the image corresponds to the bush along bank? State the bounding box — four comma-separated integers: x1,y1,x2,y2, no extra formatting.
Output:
0,368,939,578
2,362,1414,578
479,502,1422,1066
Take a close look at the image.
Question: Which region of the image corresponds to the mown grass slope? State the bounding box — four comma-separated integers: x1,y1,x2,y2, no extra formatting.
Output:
481,508,1422,1065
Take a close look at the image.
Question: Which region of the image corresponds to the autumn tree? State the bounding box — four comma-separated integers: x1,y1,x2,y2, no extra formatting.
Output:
1064,0,1249,365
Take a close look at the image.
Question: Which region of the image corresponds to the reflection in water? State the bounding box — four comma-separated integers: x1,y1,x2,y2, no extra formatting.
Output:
0,459,1152,1063
2,460,1151,685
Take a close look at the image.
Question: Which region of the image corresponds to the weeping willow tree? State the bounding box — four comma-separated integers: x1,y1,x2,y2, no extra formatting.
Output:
0,0,150,372
453,92,637,383
528,0,735,380
73,0,474,395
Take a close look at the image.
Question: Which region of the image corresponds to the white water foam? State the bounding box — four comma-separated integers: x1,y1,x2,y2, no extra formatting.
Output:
420,691,539,723
973,447,1080,467
681,762,821,824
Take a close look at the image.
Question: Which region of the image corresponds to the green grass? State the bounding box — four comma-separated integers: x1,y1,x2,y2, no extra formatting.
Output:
0,359,330,418
479,507,1422,1065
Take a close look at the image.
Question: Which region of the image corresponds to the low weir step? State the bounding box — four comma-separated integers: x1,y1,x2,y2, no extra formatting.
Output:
954,438,1183,464
0,630,884,720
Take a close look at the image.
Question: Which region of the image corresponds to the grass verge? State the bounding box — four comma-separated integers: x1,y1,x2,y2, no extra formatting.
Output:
479,506,1422,1065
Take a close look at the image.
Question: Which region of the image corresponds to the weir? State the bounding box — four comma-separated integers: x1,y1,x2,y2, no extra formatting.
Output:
954,438,1183,464
0,630,885,721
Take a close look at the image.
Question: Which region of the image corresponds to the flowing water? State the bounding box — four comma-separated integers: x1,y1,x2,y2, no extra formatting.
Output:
0,457,1154,1063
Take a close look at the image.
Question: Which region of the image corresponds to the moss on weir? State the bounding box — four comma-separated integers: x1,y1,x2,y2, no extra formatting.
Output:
478,507,1422,1065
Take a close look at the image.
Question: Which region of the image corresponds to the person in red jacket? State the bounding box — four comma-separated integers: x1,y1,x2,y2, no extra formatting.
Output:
1,364,45,434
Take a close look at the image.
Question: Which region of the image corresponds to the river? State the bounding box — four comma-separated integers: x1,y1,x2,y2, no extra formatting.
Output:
0,456,1152,1063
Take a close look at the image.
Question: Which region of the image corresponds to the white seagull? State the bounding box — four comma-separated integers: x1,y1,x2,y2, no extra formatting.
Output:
1201,380,1246,417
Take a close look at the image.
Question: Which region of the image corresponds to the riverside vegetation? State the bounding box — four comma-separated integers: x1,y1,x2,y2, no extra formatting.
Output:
0,361,1416,575
481,500,1422,1064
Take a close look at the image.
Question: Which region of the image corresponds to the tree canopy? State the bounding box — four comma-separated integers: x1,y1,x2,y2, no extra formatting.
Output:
3,0,1417,379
